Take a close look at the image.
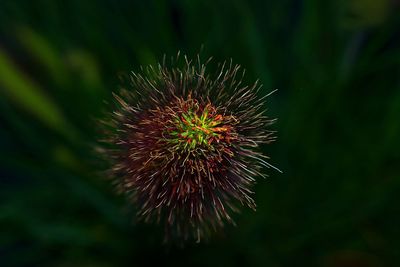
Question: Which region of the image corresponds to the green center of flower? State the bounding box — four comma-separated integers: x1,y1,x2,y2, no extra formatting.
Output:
165,100,234,152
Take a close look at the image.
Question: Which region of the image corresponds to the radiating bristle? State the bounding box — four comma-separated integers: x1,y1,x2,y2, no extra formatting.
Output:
99,54,278,242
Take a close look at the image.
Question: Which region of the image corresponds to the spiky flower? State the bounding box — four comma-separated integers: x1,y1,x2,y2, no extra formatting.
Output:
100,55,278,241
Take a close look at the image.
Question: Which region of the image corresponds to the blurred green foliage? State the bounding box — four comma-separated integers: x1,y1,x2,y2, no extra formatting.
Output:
0,0,399,266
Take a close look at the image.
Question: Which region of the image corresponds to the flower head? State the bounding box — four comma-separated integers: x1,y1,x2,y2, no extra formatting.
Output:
100,55,278,241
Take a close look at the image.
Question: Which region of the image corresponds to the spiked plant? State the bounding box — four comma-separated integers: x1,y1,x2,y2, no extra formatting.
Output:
100,55,278,241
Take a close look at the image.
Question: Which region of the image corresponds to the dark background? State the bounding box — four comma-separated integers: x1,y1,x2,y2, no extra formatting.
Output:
1,0,399,266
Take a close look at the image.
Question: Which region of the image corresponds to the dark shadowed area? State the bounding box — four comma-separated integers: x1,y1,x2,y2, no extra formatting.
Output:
1,0,399,266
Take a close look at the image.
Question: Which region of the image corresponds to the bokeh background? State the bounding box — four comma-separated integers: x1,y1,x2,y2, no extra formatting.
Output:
1,0,400,266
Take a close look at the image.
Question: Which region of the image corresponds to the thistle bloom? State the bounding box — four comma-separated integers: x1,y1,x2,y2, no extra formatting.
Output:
101,55,278,241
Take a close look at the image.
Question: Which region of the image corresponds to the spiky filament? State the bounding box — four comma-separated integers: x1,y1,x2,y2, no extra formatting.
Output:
100,54,278,242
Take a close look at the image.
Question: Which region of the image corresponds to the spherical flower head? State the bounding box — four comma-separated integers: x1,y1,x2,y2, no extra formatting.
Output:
100,55,278,242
